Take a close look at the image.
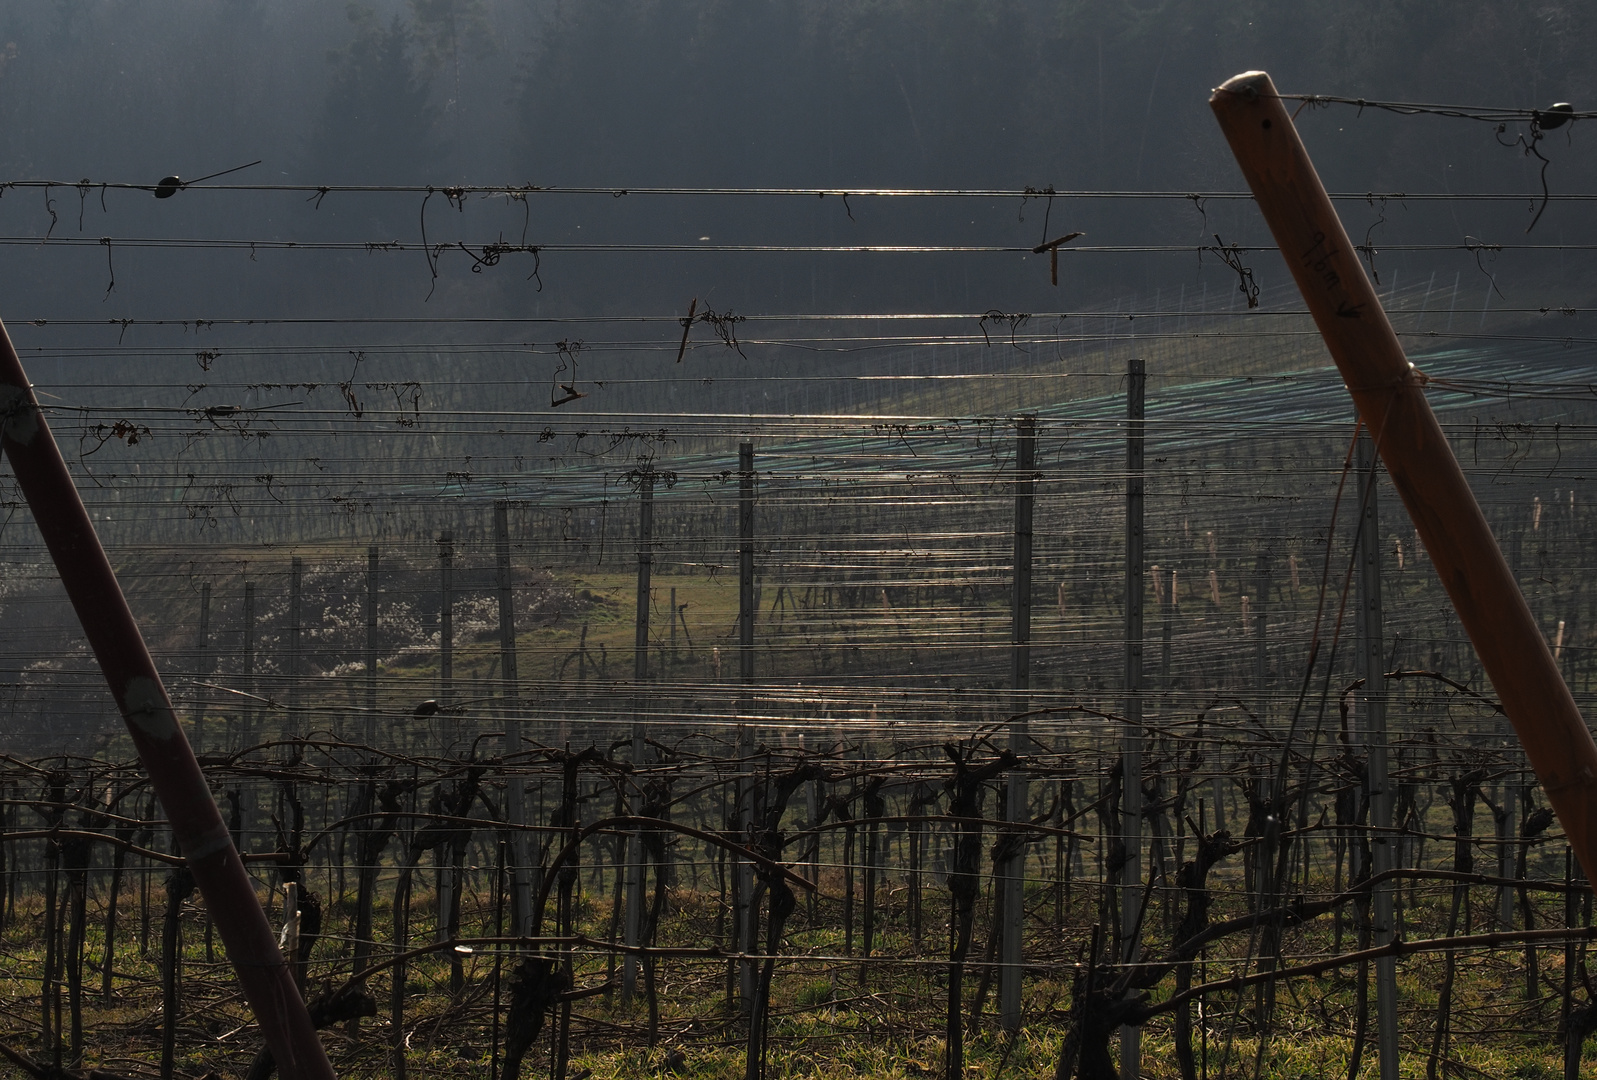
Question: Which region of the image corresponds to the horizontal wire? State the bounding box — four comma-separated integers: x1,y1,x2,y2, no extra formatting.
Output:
12,334,1597,364
12,307,1593,330
0,236,1024,253
1274,92,1596,124
8,311,1326,328
5,236,1596,255
10,179,1597,200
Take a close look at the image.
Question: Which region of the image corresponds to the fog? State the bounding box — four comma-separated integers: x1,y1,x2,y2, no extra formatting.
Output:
1,0,1593,326
0,0,1594,554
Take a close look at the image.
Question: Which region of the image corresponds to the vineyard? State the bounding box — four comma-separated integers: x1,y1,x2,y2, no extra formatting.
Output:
2,17,1597,1072
6,302,1597,1079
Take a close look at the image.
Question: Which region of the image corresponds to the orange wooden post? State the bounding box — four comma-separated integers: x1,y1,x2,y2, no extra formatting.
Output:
1210,71,1597,884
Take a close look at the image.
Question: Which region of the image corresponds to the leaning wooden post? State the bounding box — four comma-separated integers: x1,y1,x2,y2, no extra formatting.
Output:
1210,70,1597,884
1000,416,1036,1033
0,318,334,1078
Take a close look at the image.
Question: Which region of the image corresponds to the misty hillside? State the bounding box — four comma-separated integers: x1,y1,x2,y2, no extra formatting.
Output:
1,0,1592,323
2,1,1595,673
4,11,1597,1078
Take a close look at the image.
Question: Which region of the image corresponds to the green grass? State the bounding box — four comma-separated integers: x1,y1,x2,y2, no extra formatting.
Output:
6,862,1588,1079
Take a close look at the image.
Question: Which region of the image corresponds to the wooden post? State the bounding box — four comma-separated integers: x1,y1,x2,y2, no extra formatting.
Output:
1357,428,1400,1080
1001,416,1035,1033
0,318,333,1079
1121,358,1146,1078
1211,70,1597,885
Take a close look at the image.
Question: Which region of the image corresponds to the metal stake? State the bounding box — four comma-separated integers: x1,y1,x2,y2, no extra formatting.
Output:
191,583,211,751
1357,427,1400,1080
495,502,532,938
736,442,757,1010
439,531,453,749
1121,359,1146,1078
364,547,378,748
1000,417,1035,1032
623,470,654,1002
288,556,302,741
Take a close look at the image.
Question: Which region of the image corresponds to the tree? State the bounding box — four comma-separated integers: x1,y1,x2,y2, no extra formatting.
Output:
306,4,441,185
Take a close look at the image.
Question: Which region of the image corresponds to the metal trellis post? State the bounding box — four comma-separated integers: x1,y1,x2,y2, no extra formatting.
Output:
439,530,453,745
623,470,654,1002
288,555,302,740
364,547,378,747
1121,358,1146,1078
241,581,257,831
737,441,757,1010
191,582,210,751
1356,426,1400,1080
495,502,532,937
1000,416,1035,1033
1253,551,1270,702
